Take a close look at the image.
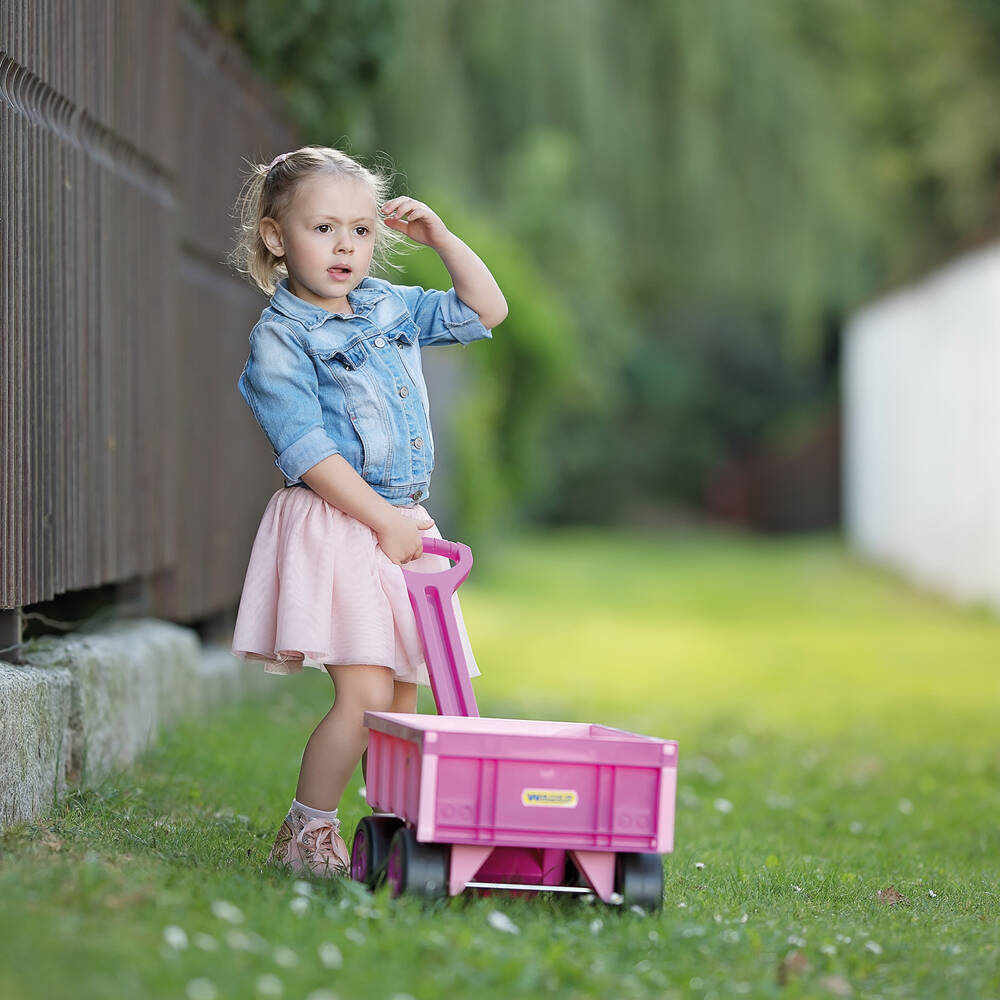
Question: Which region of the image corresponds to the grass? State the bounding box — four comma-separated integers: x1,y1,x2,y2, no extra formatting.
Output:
1,527,998,1000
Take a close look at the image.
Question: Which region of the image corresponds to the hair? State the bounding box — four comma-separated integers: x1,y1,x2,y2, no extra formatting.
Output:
227,144,412,296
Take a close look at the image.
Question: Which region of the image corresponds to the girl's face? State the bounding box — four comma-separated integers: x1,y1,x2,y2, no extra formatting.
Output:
260,172,377,314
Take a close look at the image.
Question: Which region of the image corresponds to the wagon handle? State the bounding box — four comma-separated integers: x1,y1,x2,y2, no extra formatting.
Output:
400,537,480,718
412,536,471,575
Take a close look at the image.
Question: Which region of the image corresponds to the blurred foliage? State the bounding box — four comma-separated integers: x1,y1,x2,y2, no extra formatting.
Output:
188,0,394,145
195,0,1000,529
381,186,579,542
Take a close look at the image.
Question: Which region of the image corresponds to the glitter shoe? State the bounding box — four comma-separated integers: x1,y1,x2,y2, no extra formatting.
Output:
266,808,350,877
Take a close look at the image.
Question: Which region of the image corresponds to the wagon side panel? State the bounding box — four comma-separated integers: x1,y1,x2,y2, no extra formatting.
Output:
432,751,671,852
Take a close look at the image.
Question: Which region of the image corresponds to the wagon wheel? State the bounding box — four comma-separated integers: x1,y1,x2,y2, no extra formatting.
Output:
351,815,404,889
386,826,449,899
615,853,664,912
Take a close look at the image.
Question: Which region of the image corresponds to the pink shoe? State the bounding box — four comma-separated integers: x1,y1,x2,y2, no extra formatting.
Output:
267,809,350,877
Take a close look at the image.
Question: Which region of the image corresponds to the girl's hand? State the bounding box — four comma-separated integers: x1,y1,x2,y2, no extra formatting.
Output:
380,198,451,250
376,514,435,565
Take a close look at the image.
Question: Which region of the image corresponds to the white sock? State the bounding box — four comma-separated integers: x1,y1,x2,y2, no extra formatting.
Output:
291,798,338,821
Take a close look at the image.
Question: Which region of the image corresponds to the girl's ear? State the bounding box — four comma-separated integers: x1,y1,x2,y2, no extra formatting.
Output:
259,216,284,257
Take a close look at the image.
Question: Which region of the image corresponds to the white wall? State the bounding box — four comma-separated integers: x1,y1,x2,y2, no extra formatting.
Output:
843,241,1000,608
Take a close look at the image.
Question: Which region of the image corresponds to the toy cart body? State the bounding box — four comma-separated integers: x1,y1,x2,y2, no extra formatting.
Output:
351,538,678,908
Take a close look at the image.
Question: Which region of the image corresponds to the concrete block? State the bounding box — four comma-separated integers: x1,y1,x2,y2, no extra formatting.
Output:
0,664,73,827
194,643,276,706
20,619,204,786
1,619,272,829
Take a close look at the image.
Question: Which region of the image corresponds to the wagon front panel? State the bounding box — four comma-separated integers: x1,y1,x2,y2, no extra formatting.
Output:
365,726,424,823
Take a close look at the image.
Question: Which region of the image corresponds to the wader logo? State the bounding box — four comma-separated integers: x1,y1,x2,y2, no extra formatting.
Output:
521,788,579,808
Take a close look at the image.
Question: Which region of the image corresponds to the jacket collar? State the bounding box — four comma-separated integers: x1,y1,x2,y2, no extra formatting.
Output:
269,276,389,330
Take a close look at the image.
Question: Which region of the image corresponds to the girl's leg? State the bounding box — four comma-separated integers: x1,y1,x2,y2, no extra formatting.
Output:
390,679,418,714
294,663,395,811
361,679,417,782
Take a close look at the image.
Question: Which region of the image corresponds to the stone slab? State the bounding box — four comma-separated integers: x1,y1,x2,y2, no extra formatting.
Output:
0,664,73,828
2,619,271,829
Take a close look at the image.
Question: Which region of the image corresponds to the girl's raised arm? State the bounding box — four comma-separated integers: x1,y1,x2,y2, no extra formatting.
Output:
380,197,508,329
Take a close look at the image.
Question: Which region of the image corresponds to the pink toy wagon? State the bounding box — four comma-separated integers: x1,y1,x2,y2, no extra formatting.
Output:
350,538,678,910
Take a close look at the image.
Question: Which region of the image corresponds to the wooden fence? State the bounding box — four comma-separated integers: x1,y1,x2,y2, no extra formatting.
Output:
1,1,299,658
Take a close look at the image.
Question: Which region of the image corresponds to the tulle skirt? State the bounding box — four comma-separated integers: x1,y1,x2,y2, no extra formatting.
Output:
230,486,480,687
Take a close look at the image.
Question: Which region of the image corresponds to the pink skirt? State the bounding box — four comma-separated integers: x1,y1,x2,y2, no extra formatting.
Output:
230,486,480,687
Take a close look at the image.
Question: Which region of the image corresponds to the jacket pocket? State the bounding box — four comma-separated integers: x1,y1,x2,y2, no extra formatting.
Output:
321,339,370,372
387,318,418,347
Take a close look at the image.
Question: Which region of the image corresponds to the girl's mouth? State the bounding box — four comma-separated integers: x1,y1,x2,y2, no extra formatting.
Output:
328,266,352,281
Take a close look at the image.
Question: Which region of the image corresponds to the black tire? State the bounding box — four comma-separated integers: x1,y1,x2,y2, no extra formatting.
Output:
351,815,404,889
615,852,664,912
385,826,449,899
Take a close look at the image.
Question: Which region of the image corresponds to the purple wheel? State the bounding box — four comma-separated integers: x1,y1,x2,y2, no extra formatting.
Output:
386,826,449,899
351,816,403,889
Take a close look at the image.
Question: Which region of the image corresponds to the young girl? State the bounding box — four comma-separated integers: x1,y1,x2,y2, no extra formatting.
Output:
228,145,506,876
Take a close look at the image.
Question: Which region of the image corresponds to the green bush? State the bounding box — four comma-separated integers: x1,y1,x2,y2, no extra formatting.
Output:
626,306,832,506
389,189,582,547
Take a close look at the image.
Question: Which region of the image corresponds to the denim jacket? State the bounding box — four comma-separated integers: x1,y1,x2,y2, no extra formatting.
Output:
238,276,493,505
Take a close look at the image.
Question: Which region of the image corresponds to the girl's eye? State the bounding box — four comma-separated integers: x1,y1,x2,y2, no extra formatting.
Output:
315,224,369,236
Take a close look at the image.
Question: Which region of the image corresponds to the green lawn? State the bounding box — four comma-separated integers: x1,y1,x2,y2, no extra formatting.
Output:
2,528,998,999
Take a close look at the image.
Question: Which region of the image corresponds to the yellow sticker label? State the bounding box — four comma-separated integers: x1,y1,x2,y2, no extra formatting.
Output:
521,788,579,808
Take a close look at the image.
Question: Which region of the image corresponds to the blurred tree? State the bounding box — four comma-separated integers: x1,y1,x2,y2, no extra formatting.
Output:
194,0,1000,529
187,0,395,150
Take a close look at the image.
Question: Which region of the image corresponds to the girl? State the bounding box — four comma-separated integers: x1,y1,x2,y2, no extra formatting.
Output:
228,145,506,876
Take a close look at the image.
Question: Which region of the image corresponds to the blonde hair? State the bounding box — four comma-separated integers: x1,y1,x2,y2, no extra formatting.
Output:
228,144,411,296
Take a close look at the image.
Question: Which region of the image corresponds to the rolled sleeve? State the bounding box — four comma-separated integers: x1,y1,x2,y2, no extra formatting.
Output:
394,284,494,347
274,426,340,482
238,321,340,483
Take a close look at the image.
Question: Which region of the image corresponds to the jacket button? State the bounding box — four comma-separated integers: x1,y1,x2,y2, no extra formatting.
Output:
413,437,423,449
399,386,409,398
373,337,386,348
410,490,423,500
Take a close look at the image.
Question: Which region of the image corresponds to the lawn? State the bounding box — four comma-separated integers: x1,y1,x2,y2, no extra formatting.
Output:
1,528,997,999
